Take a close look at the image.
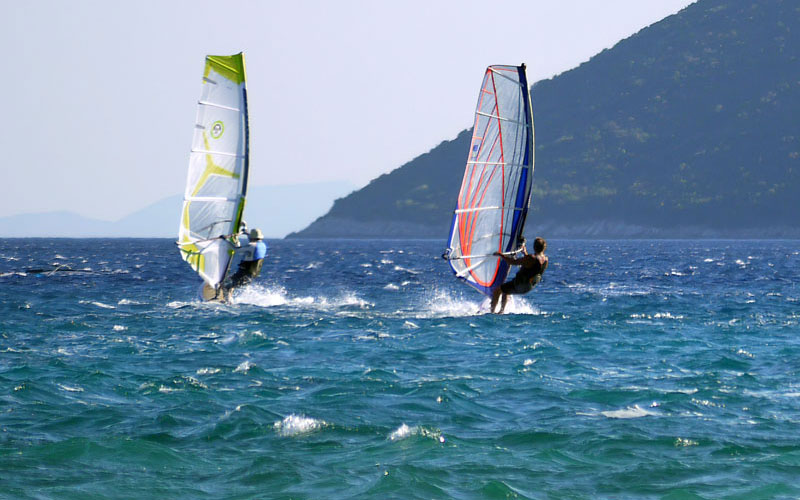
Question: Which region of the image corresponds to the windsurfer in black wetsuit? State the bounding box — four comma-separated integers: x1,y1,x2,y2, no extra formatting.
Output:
490,237,548,314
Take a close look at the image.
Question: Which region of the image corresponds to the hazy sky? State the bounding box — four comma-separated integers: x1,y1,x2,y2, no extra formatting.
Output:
4,0,694,220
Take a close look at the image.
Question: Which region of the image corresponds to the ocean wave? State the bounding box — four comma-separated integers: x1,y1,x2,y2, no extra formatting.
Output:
197,367,221,375
420,292,482,318
118,298,145,305
415,291,541,318
58,384,84,392
388,423,445,443
565,282,656,298
231,285,289,307
231,285,373,311
79,300,116,309
274,414,325,437
600,404,659,419
629,312,685,320
0,271,27,277
166,300,196,309
234,360,254,373
393,265,420,275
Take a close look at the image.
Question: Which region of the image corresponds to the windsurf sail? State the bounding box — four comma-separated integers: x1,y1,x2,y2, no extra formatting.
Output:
444,64,534,297
177,53,250,289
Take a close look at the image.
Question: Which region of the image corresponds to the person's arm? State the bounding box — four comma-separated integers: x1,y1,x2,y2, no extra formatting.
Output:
493,252,526,266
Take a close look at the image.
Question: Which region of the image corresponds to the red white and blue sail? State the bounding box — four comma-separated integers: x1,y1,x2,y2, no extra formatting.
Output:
445,65,534,297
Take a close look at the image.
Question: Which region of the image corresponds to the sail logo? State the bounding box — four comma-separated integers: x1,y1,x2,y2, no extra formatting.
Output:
471,141,481,159
211,121,225,139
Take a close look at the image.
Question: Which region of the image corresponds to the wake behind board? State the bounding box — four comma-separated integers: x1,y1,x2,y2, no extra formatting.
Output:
477,296,516,314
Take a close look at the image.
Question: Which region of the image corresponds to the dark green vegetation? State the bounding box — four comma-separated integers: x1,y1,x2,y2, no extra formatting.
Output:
291,0,800,238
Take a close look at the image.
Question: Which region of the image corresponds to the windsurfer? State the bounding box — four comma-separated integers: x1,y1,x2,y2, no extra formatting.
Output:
490,237,548,314
227,228,268,289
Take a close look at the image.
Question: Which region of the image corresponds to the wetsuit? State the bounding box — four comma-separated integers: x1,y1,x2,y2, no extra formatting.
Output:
500,255,545,295
228,240,268,288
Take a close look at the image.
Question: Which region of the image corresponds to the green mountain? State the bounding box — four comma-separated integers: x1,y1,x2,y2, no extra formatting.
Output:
289,0,800,239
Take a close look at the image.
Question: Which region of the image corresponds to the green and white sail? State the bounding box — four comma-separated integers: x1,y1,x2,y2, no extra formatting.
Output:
178,53,249,288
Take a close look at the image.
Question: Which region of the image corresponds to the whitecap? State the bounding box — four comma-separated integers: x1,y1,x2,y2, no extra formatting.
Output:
421,292,483,318
230,285,288,307
197,367,221,375
384,283,400,291
393,265,420,275
79,300,116,309
321,293,372,309
497,296,539,315
112,325,127,332
601,404,657,419
234,360,254,373
58,384,84,392
389,423,414,440
166,301,193,309
274,414,324,436
118,298,144,305
403,321,419,329
388,424,444,443
630,312,684,321
185,376,207,389
653,312,685,320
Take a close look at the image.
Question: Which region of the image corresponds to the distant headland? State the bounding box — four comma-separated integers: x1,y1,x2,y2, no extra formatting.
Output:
289,0,800,239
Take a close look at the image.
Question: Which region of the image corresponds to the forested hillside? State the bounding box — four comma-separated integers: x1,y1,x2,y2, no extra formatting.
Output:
290,0,800,238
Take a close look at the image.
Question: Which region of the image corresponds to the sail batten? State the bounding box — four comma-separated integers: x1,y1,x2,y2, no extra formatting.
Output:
475,111,529,125
454,206,526,214
190,149,243,158
198,100,241,112
445,64,535,297
178,52,249,289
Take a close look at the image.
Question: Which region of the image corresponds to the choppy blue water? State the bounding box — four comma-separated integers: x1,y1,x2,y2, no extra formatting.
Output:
1,238,800,499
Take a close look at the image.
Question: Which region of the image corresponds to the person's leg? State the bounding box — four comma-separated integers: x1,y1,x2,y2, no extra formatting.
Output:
490,287,502,313
499,292,509,314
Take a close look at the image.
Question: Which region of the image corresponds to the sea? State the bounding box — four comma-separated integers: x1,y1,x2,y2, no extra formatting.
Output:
1,238,799,499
